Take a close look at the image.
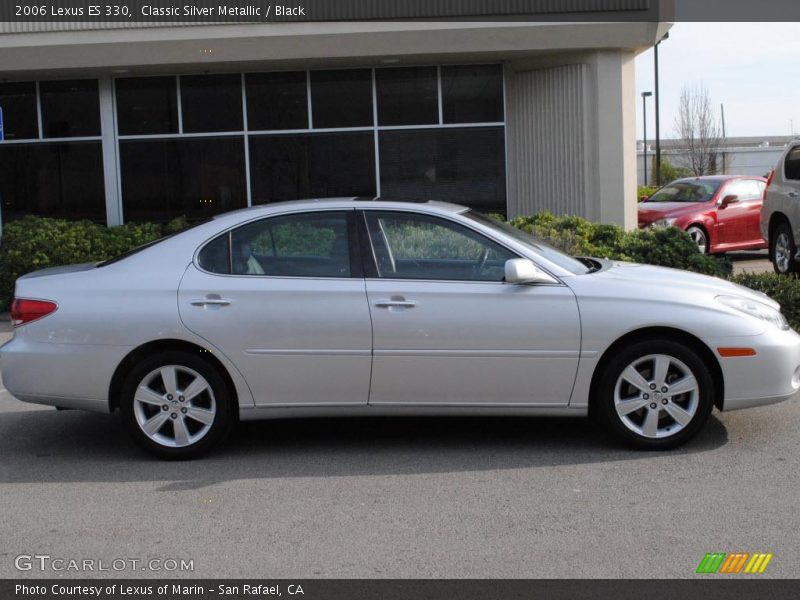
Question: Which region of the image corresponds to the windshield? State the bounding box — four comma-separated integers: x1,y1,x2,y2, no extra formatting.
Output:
464,211,590,275
645,180,721,203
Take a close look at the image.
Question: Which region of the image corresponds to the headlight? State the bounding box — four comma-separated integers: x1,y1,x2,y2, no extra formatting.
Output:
716,295,789,330
651,218,677,228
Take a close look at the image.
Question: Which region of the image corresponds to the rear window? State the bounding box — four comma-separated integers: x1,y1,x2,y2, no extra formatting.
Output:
784,146,800,181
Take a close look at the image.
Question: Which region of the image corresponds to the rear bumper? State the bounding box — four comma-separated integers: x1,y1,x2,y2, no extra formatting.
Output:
0,335,131,413
704,327,800,412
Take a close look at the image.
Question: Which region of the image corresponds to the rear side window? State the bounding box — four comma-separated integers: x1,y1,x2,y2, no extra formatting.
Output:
197,211,353,278
784,146,800,181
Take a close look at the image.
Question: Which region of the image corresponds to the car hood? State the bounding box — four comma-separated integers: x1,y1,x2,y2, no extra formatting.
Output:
573,261,779,309
638,202,707,224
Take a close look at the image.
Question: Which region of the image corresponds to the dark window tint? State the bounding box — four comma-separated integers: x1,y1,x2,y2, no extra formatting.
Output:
120,136,246,222
197,232,231,275
225,211,351,277
376,67,438,126
441,65,503,124
0,142,105,222
784,146,800,181
379,127,506,212
249,132,375,204
364,211,513,282
116,76,178,135
310,69,373,128
0,82,39,140
40,80,100,138
180,74,243,133
246,71,308,131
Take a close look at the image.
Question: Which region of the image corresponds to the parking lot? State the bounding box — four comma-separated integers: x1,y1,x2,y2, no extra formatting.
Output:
1,287,798,580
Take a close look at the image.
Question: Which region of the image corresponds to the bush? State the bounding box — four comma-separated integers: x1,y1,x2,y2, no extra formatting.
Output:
730,273,800,332
638,186,659,201
0,216,190,310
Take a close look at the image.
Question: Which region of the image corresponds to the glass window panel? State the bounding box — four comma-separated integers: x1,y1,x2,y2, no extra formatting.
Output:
0,141,105,222
228,211,351,277
784,146,800,181
249,132,375,204
0,82,39,140
364,211,513,281
40,79,101,138
246,71,308,131
441,65,504,124
376,66,438,126
378,127,506,212
120,137,247,222
116,76,178,135
180,74,243,133
310,69,373,128
198,232,231,275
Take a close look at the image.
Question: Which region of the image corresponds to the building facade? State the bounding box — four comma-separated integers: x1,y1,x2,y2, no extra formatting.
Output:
0,6,671,228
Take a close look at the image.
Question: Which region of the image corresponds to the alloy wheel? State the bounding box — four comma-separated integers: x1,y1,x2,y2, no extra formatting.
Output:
775,232,792,273
613,354,700,439
686,226,708,255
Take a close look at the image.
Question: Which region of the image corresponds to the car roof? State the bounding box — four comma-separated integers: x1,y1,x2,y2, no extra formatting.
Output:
214,197,469,220
673,175,765,183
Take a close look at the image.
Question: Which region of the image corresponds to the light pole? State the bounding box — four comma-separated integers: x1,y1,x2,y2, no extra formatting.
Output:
654,32,669,186
642,91,653,187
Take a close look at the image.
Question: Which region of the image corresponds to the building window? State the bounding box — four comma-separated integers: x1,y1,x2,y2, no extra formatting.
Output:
310,69,373,128
39,80,101,138
378,127,506,212
0,82,39,140
180,74,243,134
249,132,376,203
115,77,179,135
0,142,106,222
246,71,308,131
119,137,247,222
441,65,504,124
376,66,439,126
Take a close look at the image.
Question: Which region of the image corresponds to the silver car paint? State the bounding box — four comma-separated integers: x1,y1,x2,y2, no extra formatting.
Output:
762,140,800,254
2,199,799,419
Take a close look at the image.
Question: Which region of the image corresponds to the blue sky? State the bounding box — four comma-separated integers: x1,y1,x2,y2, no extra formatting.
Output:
635,22,800,140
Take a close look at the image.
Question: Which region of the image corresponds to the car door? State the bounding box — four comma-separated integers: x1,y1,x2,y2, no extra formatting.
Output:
716,180,763,246
360,209,581,407
178,209,373,407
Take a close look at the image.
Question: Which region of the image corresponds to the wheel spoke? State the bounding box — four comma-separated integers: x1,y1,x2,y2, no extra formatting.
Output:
141,412,170,436
664,402,693,426
643,408,660,437
616,397,649,417
621,366,651,392
669,375,698,396
135,386,165,407
160,367,179,397
182,376,209,402
653,356,670,388
173,417,190,446
185,406,215,426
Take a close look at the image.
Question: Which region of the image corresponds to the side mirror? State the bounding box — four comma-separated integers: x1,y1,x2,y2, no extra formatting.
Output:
504,259,557,285
639,195,650,202
719,194,739,208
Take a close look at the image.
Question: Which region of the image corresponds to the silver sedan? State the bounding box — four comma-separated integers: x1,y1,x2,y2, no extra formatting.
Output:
3,199,799,459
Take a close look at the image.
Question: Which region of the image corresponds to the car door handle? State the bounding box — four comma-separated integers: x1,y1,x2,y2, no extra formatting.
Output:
374,299,418,309
190,298,232,307
789,192,799,198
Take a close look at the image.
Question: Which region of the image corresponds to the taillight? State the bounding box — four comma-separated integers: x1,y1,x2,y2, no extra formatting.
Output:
10,298,58,327
766,169,775,188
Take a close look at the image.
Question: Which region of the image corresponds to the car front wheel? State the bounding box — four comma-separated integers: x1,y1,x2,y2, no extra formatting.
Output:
686,225,709,255
771,222,798,275
120,351,235,459
597,340,714,450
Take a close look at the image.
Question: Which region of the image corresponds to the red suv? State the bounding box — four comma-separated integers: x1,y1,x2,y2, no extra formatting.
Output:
638,175,768,255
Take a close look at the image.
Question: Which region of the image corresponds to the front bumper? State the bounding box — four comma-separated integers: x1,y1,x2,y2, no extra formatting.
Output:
704,326,800,411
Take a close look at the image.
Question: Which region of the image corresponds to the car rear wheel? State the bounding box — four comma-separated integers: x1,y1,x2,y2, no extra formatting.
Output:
120,351,235,460
686,225,709,255
597,340,714,450
771,222,798,275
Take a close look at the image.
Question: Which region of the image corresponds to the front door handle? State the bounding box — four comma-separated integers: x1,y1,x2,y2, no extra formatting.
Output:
788,191,799,198
191,297,232,307
374,298,418,309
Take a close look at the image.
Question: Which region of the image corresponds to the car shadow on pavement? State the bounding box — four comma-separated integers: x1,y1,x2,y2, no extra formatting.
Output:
0,408,729,486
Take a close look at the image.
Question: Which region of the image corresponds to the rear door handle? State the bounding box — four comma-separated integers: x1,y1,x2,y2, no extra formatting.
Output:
191,298,232,307
374,299,418,309
788,192,799,198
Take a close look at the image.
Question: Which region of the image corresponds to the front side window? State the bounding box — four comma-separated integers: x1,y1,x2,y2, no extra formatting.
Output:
198,211,352,278
364,211,515,282
723,179,763,202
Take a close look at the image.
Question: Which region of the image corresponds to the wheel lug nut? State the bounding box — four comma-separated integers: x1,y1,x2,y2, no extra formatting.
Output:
643,394,649,400
661,387,668,393
181,407,187,414
170,413,177,419
650,403,657,410
662,399,669,405
162,405,169,411
167,395,173,401
179,396,185,402
650,384,657,390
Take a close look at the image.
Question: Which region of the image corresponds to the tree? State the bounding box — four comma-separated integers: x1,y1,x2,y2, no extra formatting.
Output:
674,84,725,176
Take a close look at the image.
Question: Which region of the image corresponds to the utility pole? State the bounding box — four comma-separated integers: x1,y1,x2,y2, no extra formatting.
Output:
720,103,727,174
642,91,653,186
654,34,667,186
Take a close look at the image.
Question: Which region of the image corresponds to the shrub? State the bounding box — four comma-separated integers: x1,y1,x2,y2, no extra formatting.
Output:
730,273,800,332
638,186,659,201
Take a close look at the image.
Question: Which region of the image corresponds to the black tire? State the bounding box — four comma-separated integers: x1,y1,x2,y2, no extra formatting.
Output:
770,221,799,275
596,339,714,451
686,225,710,255
120,350,236,460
